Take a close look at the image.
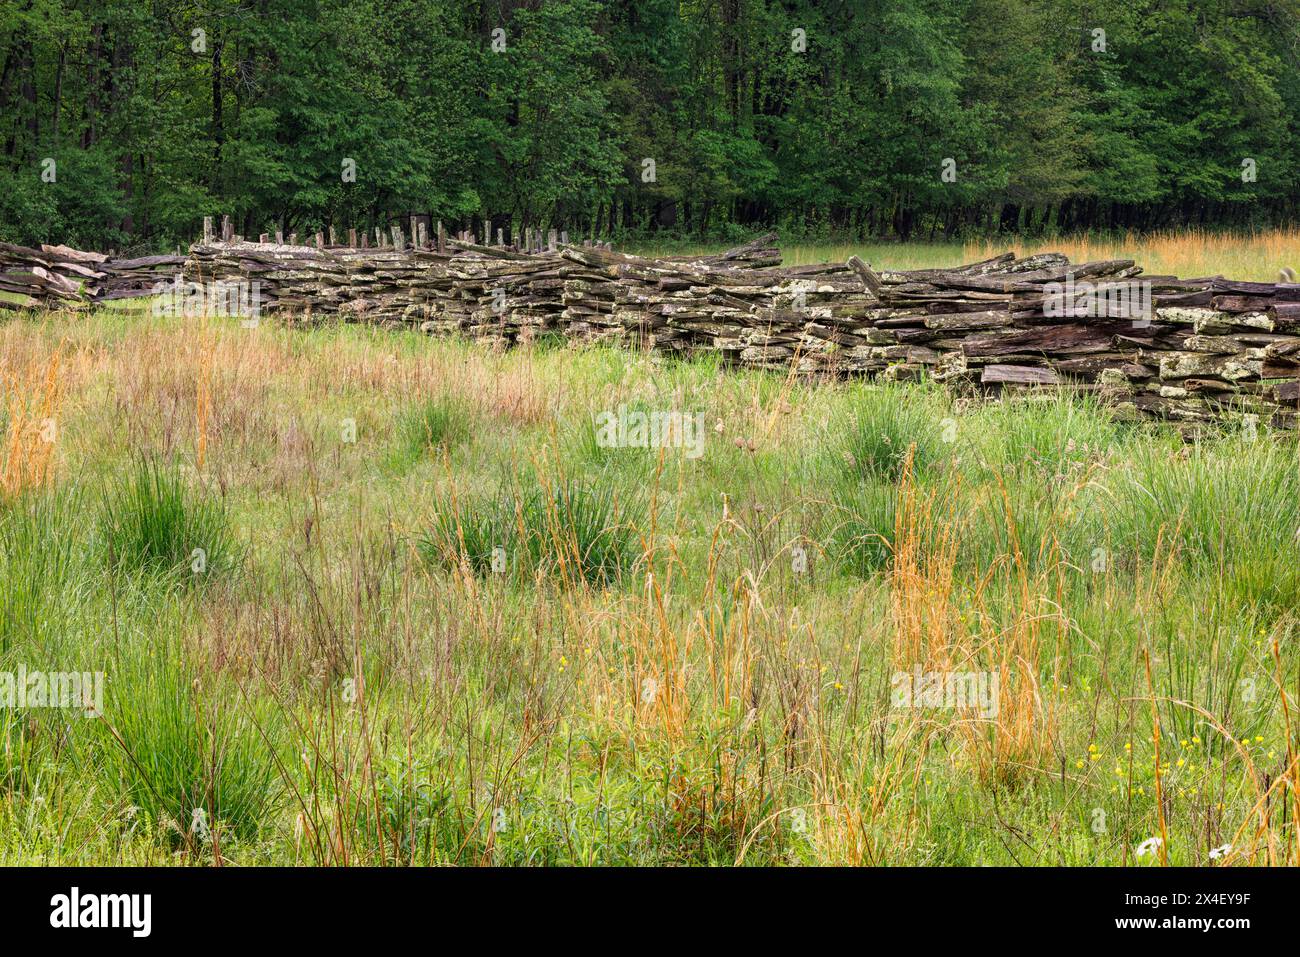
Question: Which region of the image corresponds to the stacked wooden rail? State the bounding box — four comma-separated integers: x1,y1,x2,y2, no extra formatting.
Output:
854,253,1300,428
4,229,1299,429
0,240,185,310
173,236,1300,429
181,233,783,345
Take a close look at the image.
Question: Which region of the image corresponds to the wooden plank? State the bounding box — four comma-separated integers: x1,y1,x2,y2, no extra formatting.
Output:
1273,381,1300,404
963,323,1122,358
981,364,1061,386
1213,278,1276,296
923,310,1009,331
846,256,883,294
1271,302,1300,323
1212,294,1273,313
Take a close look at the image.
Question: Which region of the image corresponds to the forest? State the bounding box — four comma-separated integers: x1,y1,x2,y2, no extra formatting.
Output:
2,0,1300,251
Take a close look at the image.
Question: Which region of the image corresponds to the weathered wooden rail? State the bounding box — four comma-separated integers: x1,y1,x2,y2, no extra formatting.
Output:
3,224,1298,431
1,241,186,310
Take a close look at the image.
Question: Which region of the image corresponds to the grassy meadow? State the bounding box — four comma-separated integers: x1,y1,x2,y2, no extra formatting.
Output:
636,227,1300,280
1,241,1298,866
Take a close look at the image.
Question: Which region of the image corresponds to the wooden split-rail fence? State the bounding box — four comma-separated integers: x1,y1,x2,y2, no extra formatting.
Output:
2,217,1299,432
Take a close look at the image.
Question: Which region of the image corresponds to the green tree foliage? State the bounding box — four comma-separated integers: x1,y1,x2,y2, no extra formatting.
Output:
2,0,1299,249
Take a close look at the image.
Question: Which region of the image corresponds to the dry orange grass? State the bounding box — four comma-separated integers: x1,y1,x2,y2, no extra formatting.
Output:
1,350,64,496
964,227,1300,281
0,310,556,496
886,455,1062,787
889,458,960,672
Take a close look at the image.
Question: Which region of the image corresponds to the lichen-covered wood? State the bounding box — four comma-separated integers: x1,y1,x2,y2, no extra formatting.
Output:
1,241,185,309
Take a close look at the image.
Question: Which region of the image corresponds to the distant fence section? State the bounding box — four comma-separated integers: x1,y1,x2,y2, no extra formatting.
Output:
0,241,185,310
3,219,1299,432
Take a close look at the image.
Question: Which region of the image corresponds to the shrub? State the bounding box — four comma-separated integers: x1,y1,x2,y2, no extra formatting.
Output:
362,758,455,865
1108,439,1300,606
418,488,517,577
523,477,640,585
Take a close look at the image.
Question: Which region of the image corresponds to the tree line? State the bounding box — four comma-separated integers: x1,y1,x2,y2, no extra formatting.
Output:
3,0,1299,251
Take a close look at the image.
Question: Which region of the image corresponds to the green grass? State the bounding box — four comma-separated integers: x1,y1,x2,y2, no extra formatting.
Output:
834,382,951,483
395,394,472,464
98,458,235,585
100,639,279,851
420,472,641,586
0,298,1296,867
0,489,80,655
828,483,898,577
